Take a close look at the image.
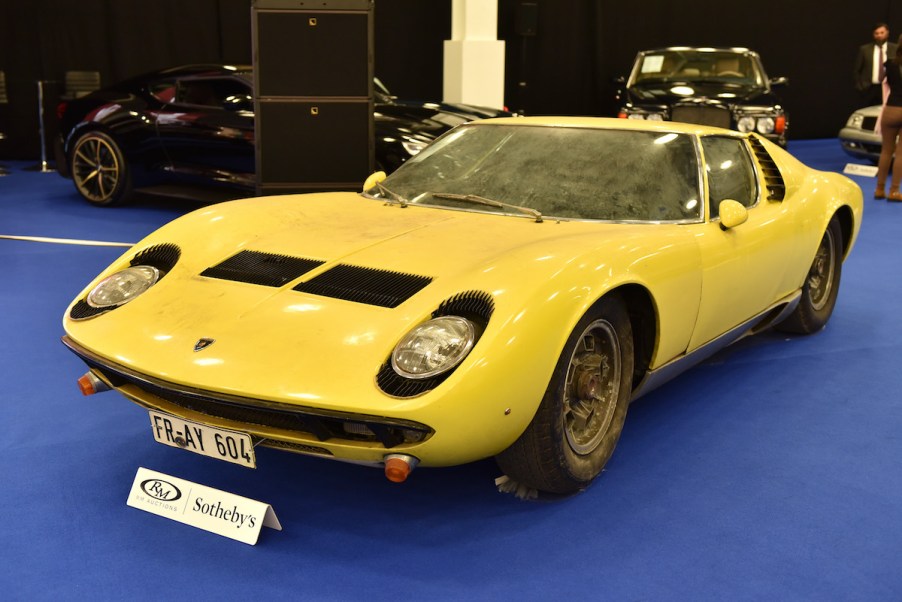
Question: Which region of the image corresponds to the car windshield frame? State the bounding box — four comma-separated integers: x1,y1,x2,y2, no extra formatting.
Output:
365,123,706,224
628,49,766,88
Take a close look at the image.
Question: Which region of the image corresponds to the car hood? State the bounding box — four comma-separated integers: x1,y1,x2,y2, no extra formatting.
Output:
626,81,778,106
64,192,683,411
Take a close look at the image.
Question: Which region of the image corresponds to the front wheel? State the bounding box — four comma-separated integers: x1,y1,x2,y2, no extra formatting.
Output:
495,295,634,495
776,216,843,334
70,131,132,206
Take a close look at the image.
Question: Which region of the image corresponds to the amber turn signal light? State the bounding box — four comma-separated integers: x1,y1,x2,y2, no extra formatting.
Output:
77,372,110,396
383,454,419,483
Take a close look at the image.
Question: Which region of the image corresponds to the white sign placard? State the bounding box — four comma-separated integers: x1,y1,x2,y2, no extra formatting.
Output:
843,163,878,177
126,467,281,545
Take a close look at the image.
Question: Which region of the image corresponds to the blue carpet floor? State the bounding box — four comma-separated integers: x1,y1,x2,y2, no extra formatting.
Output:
1,143,900,601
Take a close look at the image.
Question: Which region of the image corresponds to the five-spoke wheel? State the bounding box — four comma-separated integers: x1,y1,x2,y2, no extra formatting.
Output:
70,131,131,206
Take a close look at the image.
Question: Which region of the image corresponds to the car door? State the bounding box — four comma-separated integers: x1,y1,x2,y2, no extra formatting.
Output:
154,75,255,184
686,135,798,351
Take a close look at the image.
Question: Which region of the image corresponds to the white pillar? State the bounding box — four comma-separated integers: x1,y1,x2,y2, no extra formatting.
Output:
443,0,506,109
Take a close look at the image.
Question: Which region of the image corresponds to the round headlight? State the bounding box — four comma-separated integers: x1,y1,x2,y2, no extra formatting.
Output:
737,116,756,132
847,114,864,128
645,113,664,121
756,117,776,134
87,265,160,308
391,316,476,379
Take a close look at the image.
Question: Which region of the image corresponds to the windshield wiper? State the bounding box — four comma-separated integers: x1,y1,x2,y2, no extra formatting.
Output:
430,192,543,223
375,182,409,207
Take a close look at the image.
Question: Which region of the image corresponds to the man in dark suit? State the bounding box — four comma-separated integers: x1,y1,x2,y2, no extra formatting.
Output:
854,23,897,107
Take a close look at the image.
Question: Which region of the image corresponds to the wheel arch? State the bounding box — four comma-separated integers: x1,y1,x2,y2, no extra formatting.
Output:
832,204,855,260
605,284,657,392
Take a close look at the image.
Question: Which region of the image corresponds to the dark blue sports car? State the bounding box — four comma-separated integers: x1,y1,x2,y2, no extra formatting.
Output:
54,64,510,206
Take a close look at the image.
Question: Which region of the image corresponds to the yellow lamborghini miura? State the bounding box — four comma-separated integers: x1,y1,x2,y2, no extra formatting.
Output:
62,117,863,496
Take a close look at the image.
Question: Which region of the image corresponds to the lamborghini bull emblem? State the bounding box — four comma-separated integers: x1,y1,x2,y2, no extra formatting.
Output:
194,338,216,352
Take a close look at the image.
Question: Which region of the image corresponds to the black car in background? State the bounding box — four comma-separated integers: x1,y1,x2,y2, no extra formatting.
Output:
615,47,789,146
55,64,510,206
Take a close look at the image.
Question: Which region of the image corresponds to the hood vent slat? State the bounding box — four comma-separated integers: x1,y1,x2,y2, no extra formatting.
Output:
201,250,324,287
293,265,432,308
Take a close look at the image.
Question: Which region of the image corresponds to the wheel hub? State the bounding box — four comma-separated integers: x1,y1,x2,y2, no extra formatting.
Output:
563,320,621,455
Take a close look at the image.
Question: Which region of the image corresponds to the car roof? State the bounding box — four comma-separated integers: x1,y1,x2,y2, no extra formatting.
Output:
155,64,253,77
637,47,759,57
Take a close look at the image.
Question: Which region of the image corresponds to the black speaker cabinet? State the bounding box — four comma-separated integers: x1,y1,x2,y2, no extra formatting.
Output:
252,0,374,195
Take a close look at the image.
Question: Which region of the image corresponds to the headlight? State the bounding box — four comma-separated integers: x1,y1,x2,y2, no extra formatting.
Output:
401,139,428,156
624,111,665,120
847,114,864,128
391,316,476,379
756,117,775,134
737,116,756,132
86,265,160,308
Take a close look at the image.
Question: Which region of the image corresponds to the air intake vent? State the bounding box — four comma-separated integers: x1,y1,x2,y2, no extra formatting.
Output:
201,250,324,287
748,135,786,201
293,265,432,308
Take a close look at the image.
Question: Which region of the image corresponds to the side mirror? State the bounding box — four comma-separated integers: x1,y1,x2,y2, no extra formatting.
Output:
769,76,789,87
362,171,387,193
718,200,749,230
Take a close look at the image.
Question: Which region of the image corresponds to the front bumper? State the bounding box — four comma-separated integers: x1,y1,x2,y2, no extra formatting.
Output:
839,126,881,161
63,335,436,466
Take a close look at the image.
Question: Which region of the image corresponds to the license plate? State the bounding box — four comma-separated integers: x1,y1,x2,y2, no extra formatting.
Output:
148,411,256,468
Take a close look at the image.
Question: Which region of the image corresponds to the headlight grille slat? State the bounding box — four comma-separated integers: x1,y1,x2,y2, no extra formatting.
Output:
69,243,181,320
378,291,494,397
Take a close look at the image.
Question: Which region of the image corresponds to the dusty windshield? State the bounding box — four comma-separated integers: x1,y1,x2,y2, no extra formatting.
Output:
375,124,702,222
631,50,763,86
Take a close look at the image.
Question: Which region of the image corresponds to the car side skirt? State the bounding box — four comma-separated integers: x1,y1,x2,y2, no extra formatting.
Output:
632,290,801,401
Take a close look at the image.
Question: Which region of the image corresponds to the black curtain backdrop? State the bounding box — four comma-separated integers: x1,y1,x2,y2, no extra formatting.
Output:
0,0,899,160
499,0,902,138
0,0,450,160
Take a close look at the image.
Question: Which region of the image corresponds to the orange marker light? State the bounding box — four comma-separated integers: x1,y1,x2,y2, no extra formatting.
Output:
77,374,97,396
384,455,420,483
77,372,110,396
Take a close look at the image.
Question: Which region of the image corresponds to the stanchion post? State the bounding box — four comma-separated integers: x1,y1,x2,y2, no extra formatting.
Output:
35,80,54,173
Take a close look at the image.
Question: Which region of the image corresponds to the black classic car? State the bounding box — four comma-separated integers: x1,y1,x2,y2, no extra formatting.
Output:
616,47,789,146
54,64,510,206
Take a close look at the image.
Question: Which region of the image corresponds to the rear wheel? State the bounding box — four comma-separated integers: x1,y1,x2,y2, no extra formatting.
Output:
70,131,132,206
776,216,843,334
496,295,634,495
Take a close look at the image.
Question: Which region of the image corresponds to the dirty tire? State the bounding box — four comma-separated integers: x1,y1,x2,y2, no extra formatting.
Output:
495,294,634,495
776,216,843,334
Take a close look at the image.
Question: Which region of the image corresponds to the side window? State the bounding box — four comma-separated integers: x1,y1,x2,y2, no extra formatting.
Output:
701,136,758,219
149,80,176,103
175,78,252,109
